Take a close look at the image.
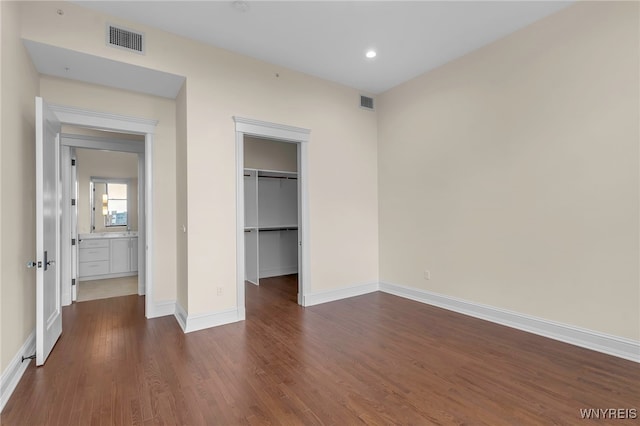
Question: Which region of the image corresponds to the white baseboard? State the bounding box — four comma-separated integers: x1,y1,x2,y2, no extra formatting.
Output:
174,303,242,333
1,330,35,413
303,281,379,307
174,302,188,332
380,282,640,363
146,300,176,319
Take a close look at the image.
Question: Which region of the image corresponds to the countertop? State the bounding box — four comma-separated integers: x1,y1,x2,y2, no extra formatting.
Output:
79,231,138,240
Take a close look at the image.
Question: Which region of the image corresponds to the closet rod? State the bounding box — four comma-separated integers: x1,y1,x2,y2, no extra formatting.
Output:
259,227,298,232
258,175,297,180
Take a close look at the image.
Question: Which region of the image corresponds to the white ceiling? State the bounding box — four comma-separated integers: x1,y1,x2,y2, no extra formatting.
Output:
27,1,572,98
71,1,571,95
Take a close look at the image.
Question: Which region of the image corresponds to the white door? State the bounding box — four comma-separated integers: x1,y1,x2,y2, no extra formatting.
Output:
35,97,62,366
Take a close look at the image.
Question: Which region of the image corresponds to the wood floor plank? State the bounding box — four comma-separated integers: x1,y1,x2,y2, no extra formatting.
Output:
2,275,638,425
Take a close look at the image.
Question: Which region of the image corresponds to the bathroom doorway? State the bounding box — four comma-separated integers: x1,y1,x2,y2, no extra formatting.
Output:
60,129,146,305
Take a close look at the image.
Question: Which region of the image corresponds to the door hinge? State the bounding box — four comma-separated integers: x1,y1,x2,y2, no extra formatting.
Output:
72,279,76,286
71,238,76,246
71,198,76,206
71,158,76,166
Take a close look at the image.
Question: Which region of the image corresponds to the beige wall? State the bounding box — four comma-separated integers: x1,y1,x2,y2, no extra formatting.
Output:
19,1,379,316
181,62,378,314
39,76,177,303
244,137,298,172
0,0,4,375
1,1,40,372
0,0,3,375
176,82,188,311
75,148,138,234
378,1,639,340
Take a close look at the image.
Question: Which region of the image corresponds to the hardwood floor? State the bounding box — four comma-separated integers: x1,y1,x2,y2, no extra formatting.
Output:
2,275,638,425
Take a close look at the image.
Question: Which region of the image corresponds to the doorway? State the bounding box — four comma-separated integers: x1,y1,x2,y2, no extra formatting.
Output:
60,132,145,306
69,138,142,303
243,136,300,307
48,102,157,317
234,117,311,318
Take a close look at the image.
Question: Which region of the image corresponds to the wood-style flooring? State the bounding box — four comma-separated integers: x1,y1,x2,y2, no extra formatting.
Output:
2,274,638,425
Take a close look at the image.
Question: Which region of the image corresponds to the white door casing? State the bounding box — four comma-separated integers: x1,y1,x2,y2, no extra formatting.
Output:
35,97,63,366
71,149,78,302
52,105,156,317
233,117,311,313
60,146,79,305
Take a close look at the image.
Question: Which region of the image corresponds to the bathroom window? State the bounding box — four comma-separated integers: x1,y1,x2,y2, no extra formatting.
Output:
105,183,128,226
91,178,129,231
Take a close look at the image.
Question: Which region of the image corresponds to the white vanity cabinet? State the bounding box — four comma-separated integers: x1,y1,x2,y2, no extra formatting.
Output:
78,239,110,277
130,237,138,272
78,234,138,280
110,238,131,274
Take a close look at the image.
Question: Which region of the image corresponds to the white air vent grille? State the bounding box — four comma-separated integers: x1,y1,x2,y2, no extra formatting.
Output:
107,24,145,54
360,95,374,110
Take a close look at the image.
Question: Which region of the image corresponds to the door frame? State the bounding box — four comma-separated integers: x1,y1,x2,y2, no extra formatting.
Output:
49,103,158,317
234,117,311,313
60,133,146,305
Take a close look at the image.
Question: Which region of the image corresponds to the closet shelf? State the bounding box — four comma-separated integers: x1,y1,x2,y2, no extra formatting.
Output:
244,225,298,232
258,175,297,180
259,226,298,232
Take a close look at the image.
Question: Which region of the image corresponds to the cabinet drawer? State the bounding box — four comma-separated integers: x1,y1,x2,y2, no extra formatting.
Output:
79,261,109,277
78,239,109,249
79,247,109,262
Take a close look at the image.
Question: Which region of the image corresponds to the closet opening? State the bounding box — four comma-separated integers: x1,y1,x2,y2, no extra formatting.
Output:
234,116,311,317
243,137,300,307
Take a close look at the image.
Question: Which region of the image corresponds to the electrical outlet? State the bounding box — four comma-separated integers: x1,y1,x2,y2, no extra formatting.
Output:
423,270,431,280
217,287,223,296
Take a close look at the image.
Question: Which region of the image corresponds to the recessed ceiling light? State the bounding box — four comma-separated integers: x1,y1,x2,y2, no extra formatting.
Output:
365,50,377,59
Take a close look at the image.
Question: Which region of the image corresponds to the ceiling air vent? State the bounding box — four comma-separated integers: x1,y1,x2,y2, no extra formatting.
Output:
360,95,374,111
106,24,145,54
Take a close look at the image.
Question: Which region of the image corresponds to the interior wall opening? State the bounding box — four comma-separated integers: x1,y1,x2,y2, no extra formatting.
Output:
60,126,146,306
243,136,300,309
